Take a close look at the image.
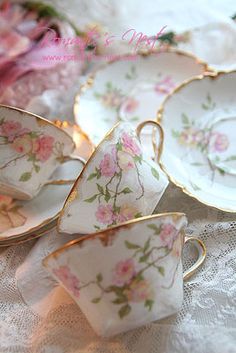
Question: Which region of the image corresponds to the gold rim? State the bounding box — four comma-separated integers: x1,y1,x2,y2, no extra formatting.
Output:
0,211,59,242
157,70,236,213
45,212,187,265
0,219,57,247
0,104,76,150
73,47,212,127
57,120,122,232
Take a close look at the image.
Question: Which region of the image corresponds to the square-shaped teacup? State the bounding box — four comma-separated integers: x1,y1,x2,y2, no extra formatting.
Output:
44,213,206,337
58,120,169,234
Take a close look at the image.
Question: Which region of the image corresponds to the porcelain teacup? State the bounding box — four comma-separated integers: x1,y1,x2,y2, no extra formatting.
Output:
0,105,85,200
44,213,206,337
58,120,169,234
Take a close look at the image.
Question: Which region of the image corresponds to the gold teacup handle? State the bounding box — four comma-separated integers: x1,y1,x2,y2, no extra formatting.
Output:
183,236,206,281
44,156,86,186
136,120,164,161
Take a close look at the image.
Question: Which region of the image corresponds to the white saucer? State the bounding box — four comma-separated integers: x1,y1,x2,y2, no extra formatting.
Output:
0,160,84,241
74,49,208,155
158,71,236,212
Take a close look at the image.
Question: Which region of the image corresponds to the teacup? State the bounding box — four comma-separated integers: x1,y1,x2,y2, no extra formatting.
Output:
43,213,206,337
0,105,85,200
58,120,169,234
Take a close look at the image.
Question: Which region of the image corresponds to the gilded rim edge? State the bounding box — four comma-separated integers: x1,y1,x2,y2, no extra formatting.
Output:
57,121,122,232
44,212,187,265
156,70,236,213
0,104,76,151
73,47,212,127
0,219,57,247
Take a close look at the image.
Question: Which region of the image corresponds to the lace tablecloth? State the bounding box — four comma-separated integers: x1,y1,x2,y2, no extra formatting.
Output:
0,1,236,352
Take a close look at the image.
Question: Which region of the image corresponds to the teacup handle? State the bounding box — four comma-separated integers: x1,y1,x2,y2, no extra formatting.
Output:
183,235,206,281
44,156,86,186
136,120,164,161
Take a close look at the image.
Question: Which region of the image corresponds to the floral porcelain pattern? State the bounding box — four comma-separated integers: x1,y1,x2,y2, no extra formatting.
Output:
172,94,236,180
0,194,26,233
84,130,160,230
75,52,206,148
159,71,236,212
94,70,176,121
0,118,66,182
48,216,185,322
58,120,169,234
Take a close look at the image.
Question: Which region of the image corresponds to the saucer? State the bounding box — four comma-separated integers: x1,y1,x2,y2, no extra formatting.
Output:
0,160,84,241
74,49,208,152
0,219,57,247
158,71,236,212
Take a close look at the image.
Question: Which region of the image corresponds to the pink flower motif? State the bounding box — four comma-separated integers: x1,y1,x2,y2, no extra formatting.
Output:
53,265,80,298
155,76,176,95
122,97,139,113
95,204,115,225
112,258,136,286
0,120,28,142
160,223,178,249
34,135,54,162
210,132,229,153
178,128,205,147
125,279,153,303
101,91,123,109
117,151,135,171
12,134,34,154
121,132,141,157
99,153,118,177
117,204,139,223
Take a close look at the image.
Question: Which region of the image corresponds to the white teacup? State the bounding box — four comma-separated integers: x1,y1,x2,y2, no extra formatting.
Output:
58,120,169,234
0,105,84,200
44,213,206,337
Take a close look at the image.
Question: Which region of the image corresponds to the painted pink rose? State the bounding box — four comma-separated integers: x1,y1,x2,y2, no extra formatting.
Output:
160,223,178,249
12,134,34,154
0,120,28,142
53,265,80,298
122,97,139,113
117,151,135,171
117,204,139,223
101,91,123,109
155,76,175,95
112,258,136,286
121,132,141,157
210,132,229,152
178,128,205,147
99,153,118,177
34,135,54,162
125,279,153,303
95,204,115,225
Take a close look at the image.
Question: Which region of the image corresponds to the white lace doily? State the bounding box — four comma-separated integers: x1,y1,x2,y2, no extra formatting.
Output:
0,182,235,353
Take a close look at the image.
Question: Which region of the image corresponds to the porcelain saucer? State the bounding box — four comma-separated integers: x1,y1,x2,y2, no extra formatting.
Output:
74,49,208,154
158,70,236,212
0,160,84,241
0,219,57,247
